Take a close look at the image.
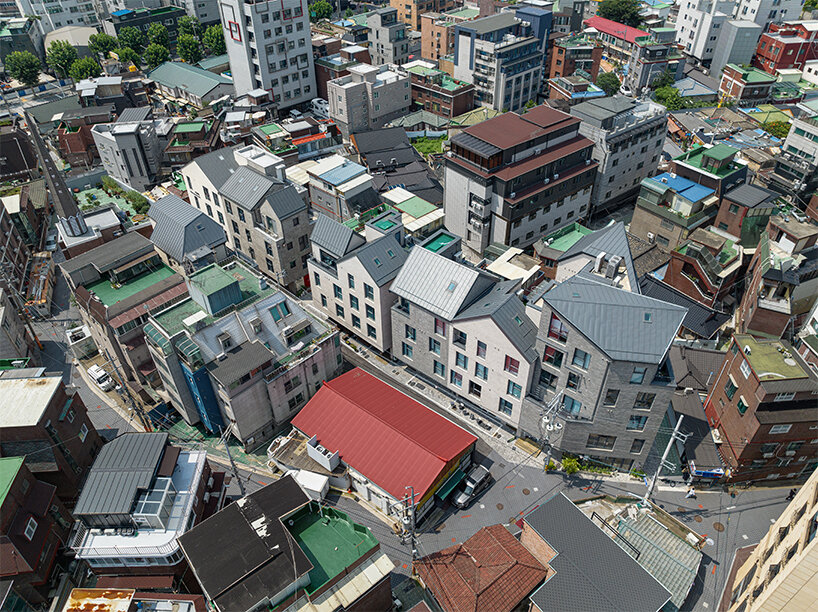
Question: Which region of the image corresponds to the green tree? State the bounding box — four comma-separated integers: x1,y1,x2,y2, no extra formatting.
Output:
806,0,818,10
89,32,118,57
144,43,170,69
650,67,675,89
310,0,333,22
5,51,41,87
596,71,621,96
562,457,580,475
344,8,353,18
598,0,643,28
147,23,169,48
119,26,147,53
177,16,203,40
762,121,792,139
524,99,536,109
68,57,101,81
46,40,78,78
654,85,685,110
203,24,226,55
114,47,141,66
125,191,150,215
177,33,202,64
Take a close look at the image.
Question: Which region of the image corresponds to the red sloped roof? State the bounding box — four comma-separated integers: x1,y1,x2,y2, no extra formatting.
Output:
414,524,548,612
291,368,477,500
584,16,648,44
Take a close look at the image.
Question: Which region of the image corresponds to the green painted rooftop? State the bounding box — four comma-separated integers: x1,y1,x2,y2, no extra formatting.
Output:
676,146,742,177
544,222,593,252
407,65,438,77
258,123,284,135
86,265,176,307
703,143,739,161
188,264,238,295
0,456,24,507
446,7,479,19
424,232,456,252
373,219,396,230
395,196,437,219
175,121,206,133
726,64,776,84
735,335,808,381
287,505,378,594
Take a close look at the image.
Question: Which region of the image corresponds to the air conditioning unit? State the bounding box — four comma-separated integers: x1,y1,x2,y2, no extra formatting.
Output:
785,450,796,456
535,148,542,155
203,492,210,503
543,178,550,184
763,452,774,458
510,192,516,198
647,232,655,243
553,173,560,180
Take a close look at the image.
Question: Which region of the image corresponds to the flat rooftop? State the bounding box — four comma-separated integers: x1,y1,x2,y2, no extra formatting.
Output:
86,264,176,307
544,222,593,252
674,146,742,178
735,335,808,382
424,231,456,253
0,376,63,427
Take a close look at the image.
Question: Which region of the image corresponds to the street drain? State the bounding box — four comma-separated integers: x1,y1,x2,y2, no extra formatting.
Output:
522,488,530,495
694,515,703,523
496,503,504,510
714,522,725,532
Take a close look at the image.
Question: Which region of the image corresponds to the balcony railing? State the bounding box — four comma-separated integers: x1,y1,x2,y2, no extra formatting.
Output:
758,297,791,314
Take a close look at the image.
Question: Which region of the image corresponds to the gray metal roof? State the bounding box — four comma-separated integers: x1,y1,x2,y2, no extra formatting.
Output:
639,276,729,340
721,183,777,209
543,275,687,364
117,107,152,123
147,62,232,98
60,231,155,282
571,96,635,121
391,246,497,321
206,341,274,386
220,166,274,210
263,183,306,220
459,11,519,35
310,214,365,259
347,234,409,286
189,148,240,191
149,194,226,263
527,493,671,612
559,222,639,292
450,131,502,157
74,433,168,516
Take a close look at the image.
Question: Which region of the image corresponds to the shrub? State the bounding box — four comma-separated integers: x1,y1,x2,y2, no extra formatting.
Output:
562,456,580,474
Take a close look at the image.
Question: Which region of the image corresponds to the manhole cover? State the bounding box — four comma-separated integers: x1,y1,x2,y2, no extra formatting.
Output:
677,507,687,512
522,488,530,495
496,503,504,510
694,515,703,523
714,522,725,532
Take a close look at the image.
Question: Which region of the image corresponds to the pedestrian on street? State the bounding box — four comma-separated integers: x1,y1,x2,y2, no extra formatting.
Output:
685,487,697,499
786,488,797,501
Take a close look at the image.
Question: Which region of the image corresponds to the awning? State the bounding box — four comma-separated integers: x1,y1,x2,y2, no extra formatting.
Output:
436,468,466,500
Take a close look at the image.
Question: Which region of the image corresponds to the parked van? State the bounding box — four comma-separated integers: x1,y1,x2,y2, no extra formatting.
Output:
289,108,304,120
310,98,329,119
87,365,115,392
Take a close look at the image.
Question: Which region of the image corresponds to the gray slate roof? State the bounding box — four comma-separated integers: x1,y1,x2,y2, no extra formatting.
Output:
310,214,365,259
543,275,686,364
559,222,639,292
147,62,232,98
117,107,152,123
149,194,226,263
206,341,274,386
639,276,729,340
721,183,777,209
74,432,167,516
263,183,306,220
349,234,408,286
669,345,727,392
460,11,519,35
189,147,240,191
60,231,156,285
220,166,274,210
527,493,671,612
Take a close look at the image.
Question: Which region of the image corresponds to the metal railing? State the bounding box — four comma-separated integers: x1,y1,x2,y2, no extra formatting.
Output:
592,512,641,560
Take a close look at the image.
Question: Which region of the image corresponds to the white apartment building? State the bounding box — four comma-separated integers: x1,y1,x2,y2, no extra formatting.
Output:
734,0,804,26
675,0,733,66
14,0,97,32
327,63,411,137
219,0,316,110
170,0,220,24
306,155,379,221
92,120,161,192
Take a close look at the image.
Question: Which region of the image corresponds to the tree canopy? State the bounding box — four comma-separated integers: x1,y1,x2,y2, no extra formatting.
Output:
119,26,147,53
46,40,78,78
178,16,203,40
596,71,621,97
654,86,685,110
762,121,793,140
203,24,226,56
114,47,140,66
5,51,41,87
68,57,102,82
89,33,118,57
148,23,169,48
598,0,643,28
177,34,202,64
144,43,171,69
650,67,676,90
310,0,333,22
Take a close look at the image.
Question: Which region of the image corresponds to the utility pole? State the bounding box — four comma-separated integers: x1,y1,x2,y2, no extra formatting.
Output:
402,486,417,563
103,348,151,432
538,390,564,468
220,427,246,497
643,415,688,504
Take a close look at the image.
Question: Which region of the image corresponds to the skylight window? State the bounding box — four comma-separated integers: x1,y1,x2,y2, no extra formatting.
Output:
644,312,652,323
387,249,395,258
514,316,523,326
447,281,457,292
374,257,382,266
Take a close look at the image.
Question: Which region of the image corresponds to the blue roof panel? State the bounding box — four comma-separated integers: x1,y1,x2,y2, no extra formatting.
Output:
319,161,367,186
111,9,133,16
648,172,715,203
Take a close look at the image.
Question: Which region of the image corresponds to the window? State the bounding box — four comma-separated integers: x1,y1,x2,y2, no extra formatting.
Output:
435,318,446,336
725,378,738,400
367,325,377,339
364,284,374,300
366,305,375,320
402,342,413,358
544,346,564,368
405,325,416,341
774,392,795,402
429,338,441,355
79,423,88,442
313,272,321,287
740,359,752,379
347,274,355,289
634,393,655,410
540,369,557,390
604,389,619,406
504,356,520,376
475,362,488,380
572,349,590,369
469,381,482,398
321,295,327,307
333,285,343,300
630,367,647,384
498,398,513,415
24,517,37,540
630,439,645,454
450,370,463,387
563,395,582,415
453,328,467,346
507,381,522,398
737,396,749,415
627,415,648,431
567,372,581,391
770,424,792,435
455,352,468,369
352,314,361,329
336,304,345,318
587,434,616,450
434,360,446,377
548,313,569,342
477,341,487,358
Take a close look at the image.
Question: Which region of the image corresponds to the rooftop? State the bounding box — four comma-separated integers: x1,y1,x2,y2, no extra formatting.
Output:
583,15,649,44
540,223,594,253
0,456,24,507
734,335,809,382
147,62,232,98
85,264,176,307
0,376,62,428
674,145,743,178
725,64,777,84
644,173,716,204
424,231,456,253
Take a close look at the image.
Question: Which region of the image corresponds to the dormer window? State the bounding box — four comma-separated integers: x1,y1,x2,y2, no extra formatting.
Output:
218,333,232,351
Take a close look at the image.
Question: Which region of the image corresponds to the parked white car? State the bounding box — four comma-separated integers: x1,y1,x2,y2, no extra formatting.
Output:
87,364,115,392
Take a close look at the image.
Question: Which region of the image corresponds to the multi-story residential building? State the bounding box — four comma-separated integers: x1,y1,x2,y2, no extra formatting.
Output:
571,97,667,215
0,456,73,609
723,467,818,612
170,0,220,25
71,432,225,580
220,0,315,110
795,299,818,367
181,145,312,290
674,0,733,66
522,273,686,471
308,212,408,354
314,44,370,100
102,6,186,45
626,35,685,93
444,104,597,260
164,118,222,167
389,239,540,433
405,60,475,118
0,375,103,502
12,0,97,33
391,0,455,30
629,172,719,250
547,74,606,105
0,17,43,65
583,15,649,64
420,6,481,62
671,143,748,198
550,34,603,80
713,183,779,244
719,64,778,105
711,20,764,76
754,21,818,74
305,154,380,221
327,63,412,137
0,289,35,361
770,114,818,195
367,8,409,66
92,118,161,192
734,0,804,26
62,232,189,386
54,106,115,168
453,12,544,112
0,193,34,296
144,261,341,447
704,334,818,481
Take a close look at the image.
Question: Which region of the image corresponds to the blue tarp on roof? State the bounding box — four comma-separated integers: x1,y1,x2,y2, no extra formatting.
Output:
111,9,133,16
645,172,715,203
320,161,366,186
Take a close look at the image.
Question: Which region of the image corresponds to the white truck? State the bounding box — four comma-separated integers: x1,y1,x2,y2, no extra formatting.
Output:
87,365,116,392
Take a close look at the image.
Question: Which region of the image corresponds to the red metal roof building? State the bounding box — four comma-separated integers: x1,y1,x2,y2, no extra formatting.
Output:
583,16,649,63
291,368,477,515
414,524,548,612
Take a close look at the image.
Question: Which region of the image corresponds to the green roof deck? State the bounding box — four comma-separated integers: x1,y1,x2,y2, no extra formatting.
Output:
258,123,284,136
424,232,456,253
0,457,24,507
445,6,479,19
394,196,437,219
702,143,738,161
373,219,396,231
175,121,206,133
286,504,378,595
543,222,593,252
86,265,176,307
407,65,438,77
188,264,237,295
735,335,808,381
675,145,742,178
725,64,776,84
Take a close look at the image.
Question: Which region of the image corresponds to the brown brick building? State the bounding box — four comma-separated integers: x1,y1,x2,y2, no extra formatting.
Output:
704,335,818,482
314,44,371,101
420,6,480,62
549,34,603,80
719,64,777,105
55,105,115,167
392,0,457,30
406,62,475,118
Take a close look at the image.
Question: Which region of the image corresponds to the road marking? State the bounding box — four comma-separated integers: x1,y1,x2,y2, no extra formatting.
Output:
505,484,515,489
711,566,716,575
771,518,776,523
726,506,736,510
699,504,704,508
402,564,408,569
257,481,266,486
703,602,709,608
742,534,749,540
533,487,539,492
479,504,485,509
461,514,472,518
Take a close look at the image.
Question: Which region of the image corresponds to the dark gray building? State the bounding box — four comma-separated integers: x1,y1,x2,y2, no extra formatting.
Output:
102,6,187,47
